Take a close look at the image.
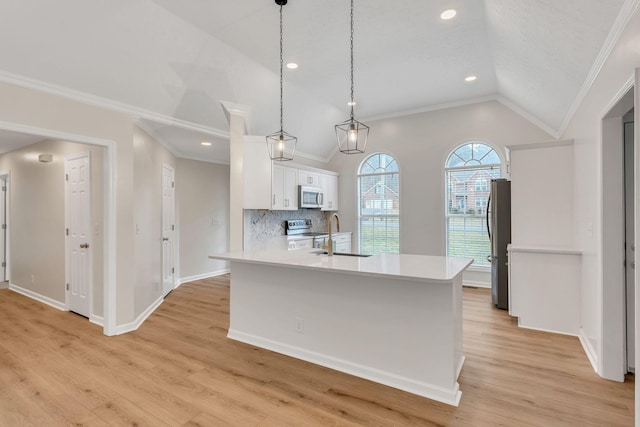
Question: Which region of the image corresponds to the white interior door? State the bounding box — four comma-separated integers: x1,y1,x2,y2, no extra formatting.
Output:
162,164,175,296
65,152,91,317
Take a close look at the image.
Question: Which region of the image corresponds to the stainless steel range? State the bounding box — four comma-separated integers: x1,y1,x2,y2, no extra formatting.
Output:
285,219,328,249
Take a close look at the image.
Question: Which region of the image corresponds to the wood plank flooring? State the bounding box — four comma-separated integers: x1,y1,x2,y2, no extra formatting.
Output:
0,276,634,426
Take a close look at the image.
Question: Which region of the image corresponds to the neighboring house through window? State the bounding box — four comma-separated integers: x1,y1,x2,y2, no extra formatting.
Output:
445,142,501,267
357,153,399,254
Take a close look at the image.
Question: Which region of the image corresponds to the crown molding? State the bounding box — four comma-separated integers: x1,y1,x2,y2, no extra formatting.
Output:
361,95,498,123
0,69,231,140
176,154,230,166
558,0,640,135
134,119,184,158
495,95,561,138
220,100,253,134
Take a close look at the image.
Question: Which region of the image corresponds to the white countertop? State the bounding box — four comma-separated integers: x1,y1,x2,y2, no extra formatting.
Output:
210,249,473,283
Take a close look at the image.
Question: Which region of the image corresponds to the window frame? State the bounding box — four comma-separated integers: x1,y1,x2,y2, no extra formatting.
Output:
444,142,502,269
356,152,400,255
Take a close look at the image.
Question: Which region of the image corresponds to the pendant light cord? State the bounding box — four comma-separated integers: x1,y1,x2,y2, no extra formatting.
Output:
350,0,355,119
279,4,284,133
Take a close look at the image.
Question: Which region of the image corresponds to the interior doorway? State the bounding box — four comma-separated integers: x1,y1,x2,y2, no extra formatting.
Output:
601,83,635,381
623,109,635,373
162,164,175,296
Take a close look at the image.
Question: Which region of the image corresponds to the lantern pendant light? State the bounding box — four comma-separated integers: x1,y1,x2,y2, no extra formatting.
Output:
266,0,297,161
335,0,369,154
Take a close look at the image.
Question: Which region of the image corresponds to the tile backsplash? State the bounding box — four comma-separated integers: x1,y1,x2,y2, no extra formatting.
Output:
244,209,328,244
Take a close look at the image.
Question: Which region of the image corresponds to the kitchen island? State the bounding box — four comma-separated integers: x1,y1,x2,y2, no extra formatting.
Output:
209,249,472,406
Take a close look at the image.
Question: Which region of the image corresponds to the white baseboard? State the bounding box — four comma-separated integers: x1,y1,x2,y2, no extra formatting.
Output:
227,328,462,407
90,315,104,327
516,318,579,337
112,296,163,336
578,328,599,375
462,280,490,289
462,269,490,288
9,283,66,311
176,269,230,288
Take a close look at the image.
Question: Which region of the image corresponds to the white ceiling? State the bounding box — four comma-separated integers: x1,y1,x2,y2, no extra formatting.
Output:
0,0,633,162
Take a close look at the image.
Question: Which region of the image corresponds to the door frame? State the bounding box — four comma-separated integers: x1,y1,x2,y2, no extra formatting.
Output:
600,76,635,381
0,170,10,284
0,120,116,335
64,151,93,318
161,163,176,296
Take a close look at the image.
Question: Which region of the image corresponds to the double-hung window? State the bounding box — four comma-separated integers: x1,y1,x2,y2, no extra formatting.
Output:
357,153,399,254
445,142,501,267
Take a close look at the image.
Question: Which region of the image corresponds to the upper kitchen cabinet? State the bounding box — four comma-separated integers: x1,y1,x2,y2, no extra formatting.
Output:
298,170,321,187
321,173,339,211
243,136,272,210
272,164,298,210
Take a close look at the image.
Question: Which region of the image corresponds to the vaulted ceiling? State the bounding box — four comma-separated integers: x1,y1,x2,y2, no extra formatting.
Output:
0,0,634,162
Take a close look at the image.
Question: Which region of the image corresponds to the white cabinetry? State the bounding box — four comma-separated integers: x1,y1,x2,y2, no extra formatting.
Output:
272,164,298,210
299,170,321,187
507,140,581,336
334,233,351,252
240,141,340,212
321,174,339,211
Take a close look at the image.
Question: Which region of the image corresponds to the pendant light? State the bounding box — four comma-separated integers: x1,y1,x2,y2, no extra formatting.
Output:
335,0,369,154
266,0,297,161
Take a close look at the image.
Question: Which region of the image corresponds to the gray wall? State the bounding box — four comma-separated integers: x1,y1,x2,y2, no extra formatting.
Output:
176,158,230,279
328,100,553,259
133,126,177,315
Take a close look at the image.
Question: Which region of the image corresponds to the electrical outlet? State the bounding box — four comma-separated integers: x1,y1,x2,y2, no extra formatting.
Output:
295,317,304,333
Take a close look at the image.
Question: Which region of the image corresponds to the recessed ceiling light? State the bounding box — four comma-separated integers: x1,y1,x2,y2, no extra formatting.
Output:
464,75,477,83
201,141,212,146
286,62,298,70
440,9,457,20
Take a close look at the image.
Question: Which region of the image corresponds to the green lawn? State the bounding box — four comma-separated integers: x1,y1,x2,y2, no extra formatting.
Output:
447,216,491,266
358,216,491,266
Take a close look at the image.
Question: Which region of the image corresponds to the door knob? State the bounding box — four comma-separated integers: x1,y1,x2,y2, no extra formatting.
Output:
163,237,169,241
79,243,89,249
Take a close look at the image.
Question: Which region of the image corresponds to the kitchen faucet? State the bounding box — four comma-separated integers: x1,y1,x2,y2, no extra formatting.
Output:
326,213,340,256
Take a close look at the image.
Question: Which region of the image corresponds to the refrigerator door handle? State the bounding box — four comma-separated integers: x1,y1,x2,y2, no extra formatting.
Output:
486,192,492,242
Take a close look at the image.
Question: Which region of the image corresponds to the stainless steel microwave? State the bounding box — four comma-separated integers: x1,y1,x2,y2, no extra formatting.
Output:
299,185,324,209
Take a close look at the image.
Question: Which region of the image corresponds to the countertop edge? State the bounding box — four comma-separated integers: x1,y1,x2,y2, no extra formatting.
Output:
209,252,473,283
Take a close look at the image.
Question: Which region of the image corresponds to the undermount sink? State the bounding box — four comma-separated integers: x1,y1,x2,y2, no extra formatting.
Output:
317,251,372,258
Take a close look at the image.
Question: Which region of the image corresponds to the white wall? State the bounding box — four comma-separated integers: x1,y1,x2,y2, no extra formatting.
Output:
509,143,575,248
561,5,640,383
133,126,176,315
0,139,104,315
176,158,230,280
328,101,553,284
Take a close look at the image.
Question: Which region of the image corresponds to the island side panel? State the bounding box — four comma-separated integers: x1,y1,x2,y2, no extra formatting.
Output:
227,260,463,406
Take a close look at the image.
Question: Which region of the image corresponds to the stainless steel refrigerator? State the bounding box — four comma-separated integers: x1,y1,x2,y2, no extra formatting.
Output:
487,178,511,310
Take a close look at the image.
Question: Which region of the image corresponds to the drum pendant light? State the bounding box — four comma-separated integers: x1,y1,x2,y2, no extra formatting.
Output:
266,0,297,161
335,0,369,154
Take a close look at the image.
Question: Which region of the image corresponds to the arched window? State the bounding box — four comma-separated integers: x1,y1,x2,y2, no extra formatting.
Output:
445,142,501,267
358,153,399,254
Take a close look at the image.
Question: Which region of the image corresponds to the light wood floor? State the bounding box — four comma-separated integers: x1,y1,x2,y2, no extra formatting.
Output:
0,276,634,426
